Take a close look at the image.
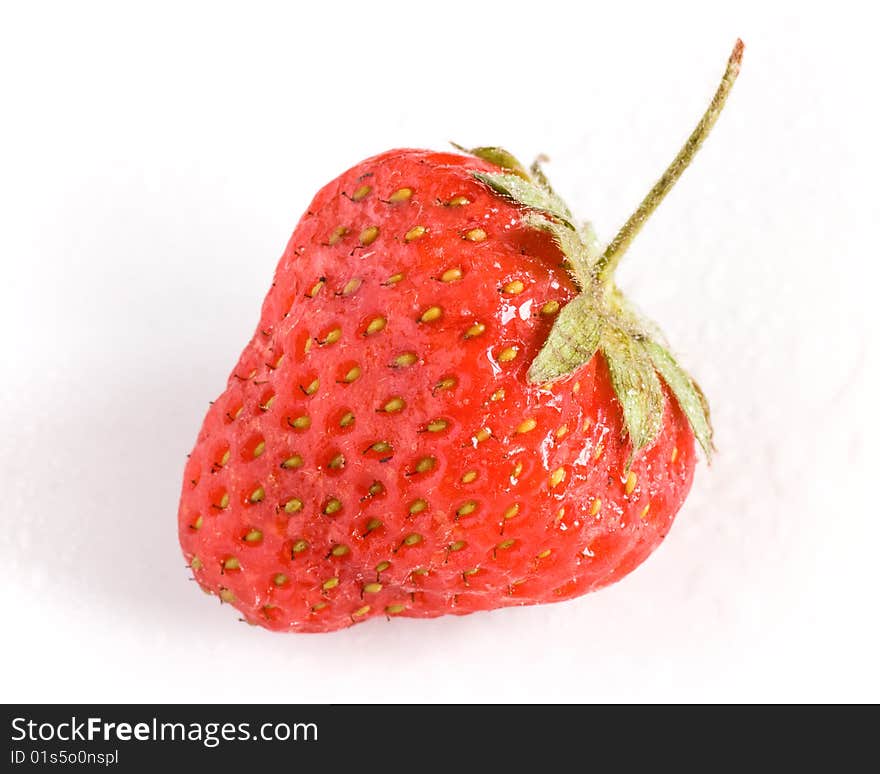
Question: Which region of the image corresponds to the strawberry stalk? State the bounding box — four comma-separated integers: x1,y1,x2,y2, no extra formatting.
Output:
464,40,744,462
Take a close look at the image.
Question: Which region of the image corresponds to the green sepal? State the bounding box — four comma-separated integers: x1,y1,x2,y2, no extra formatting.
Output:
599,326,665,466
521,212,591,288
451,143,531,179
473,171,574,227
527,294,603,384
644,340,714,460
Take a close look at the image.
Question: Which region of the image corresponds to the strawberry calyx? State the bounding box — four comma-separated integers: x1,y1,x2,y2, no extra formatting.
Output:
460,40,743,462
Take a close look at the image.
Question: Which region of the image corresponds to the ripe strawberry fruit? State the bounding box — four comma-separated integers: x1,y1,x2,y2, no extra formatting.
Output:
179,42,742,632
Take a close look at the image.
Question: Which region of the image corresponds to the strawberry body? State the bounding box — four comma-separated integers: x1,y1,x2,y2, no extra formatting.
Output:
178,149,696,632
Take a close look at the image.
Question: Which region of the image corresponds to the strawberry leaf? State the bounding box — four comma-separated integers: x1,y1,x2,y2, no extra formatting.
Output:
473,171,574,227
521,212,591,288
644,341,714,460
599,326,665,463
452,144,531,179
527,294,603,384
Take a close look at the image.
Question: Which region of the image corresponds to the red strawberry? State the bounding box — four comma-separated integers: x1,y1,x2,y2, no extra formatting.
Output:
178,42,741,632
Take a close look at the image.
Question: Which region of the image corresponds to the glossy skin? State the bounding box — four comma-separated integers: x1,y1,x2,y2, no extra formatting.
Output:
178,149,696,632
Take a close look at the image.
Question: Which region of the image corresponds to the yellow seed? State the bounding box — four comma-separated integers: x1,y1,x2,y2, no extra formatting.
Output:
404,533,422,546
474,428,491,443
404,225,426,242
447,195,470,207
303,338,312,354
253,441,265,458
328,453,345,469
466,227,487,242
328,225,348,245
503,280,525,295
383,397,405,413
456,500,477,517
590,498,602,516
497,539,515,550
409,499,427,515
463,566,480,576
371,441,393,454
461,470,478,484
366,518,382,532
537,549,552,559
464,322,486,338
625,471,637,495
219,492,229,509
593,442,604,460
411,567,429,576
394,352,418,367
583,418,592,432
304,379,319,395
449,540,466,552
191,556,203,570
386,603,406,614
292,539,309,554
572,381,581,394
440,267,463,282
219,588,235,603
388,187,412,202
541,300,560,315
490,388,505,401
556,425,569,439
219,449,230,466
555,507,566,523
359,225,379,245
511,461,523,479
282,454,303,469
273,573,288,586
192,515,203,530
516,418,538,434
368,481,384,496
244,529,262,543
641,503,651,519
331,544,350,557
503,503,520,520
324,498,342,515
498,347,518,362
341,278,362,296
376,561,391,573
352,184,371,201
250,486,265,503
322,328,342,346
364,582,383,594
385,272,405,284
260,395,276,411
308,279,324,298
435,376,456,391
415,457,435,473
344,366,361,382
426,419,448,432
322,577,339,590
311,602,328,611
365,317,386,335
671,446,679,463
420,306,442,323
353,605,371,618
549,468,566,487
339,412,355,427
223,557,240,571
290,415,311,430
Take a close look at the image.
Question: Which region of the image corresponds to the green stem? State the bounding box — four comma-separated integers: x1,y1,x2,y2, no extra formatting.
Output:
594,39,744,282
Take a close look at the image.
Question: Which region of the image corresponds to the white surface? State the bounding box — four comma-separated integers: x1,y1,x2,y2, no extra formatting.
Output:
1,1,877,703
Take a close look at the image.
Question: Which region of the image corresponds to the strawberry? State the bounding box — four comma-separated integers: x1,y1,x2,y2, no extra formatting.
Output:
178,42,742,632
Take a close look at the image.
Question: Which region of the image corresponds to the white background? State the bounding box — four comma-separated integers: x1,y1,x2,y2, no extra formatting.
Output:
1,0,877,703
